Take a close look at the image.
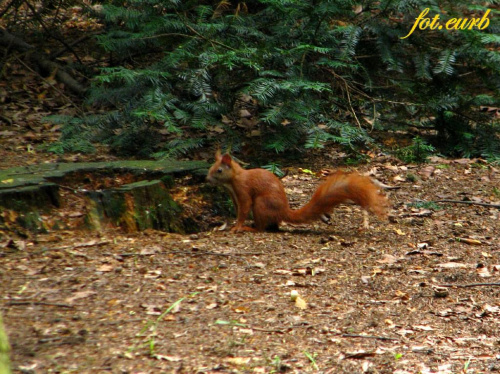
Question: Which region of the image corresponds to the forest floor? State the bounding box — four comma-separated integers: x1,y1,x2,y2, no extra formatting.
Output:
1,62,500,374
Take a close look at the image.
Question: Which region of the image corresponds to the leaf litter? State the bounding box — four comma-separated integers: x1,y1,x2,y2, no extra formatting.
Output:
1,148,500,372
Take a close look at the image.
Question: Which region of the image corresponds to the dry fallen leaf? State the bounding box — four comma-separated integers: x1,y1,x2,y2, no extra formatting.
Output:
432,286,449,298
295,296,307,310
361,275,371,284
65,290,97,304
453,158,473,165
274,269,293,275
237,328,254,335
171,301,182,314
413,325,434,331
395,290,409,300
362,361,373,372
419,166,435,179
477,267,492,278
377,254,398,265
437,262,468,269
225,357,251,365
140,246,160,255
458,238,482,245
141,304,161,315
344,350,376,359
233,306,249,314
97,264,114,272
396,328,415,337
483,304,500,314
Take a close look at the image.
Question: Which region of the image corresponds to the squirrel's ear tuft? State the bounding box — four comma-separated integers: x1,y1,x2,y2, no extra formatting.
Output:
221,154,232,166
215,149,222,160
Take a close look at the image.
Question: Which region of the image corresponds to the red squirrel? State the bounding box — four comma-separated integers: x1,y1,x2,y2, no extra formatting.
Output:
206,150,388,232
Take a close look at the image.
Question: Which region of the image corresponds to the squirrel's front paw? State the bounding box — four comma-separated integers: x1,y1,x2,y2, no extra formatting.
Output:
231,225,257,233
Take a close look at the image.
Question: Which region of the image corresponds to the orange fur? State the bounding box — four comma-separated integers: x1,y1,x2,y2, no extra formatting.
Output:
207,151,388,232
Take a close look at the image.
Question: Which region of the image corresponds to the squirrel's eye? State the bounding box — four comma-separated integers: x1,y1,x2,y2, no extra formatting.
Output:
217,168,222,173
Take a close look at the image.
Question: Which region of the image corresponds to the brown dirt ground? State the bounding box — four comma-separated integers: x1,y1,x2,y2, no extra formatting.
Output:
1,52,500,373
1,144,500,373
2,7,500,373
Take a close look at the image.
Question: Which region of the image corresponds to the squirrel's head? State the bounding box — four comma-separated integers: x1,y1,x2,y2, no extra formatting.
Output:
206,150,234,185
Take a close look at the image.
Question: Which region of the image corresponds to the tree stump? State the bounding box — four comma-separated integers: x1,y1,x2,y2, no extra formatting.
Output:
0,184,60,211
0,160,223,234
85,180,184,232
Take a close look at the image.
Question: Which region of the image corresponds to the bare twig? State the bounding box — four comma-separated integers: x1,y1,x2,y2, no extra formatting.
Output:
15,56,85,113
250,326,285,333
56,184,88,195
169,250,264,257
251,324,314,334
138,32,194,41
23,1,83,65
341,333,399,341
177,12,236,51
54,241,110,250
6,301,74,308
0,28,87,96
438,283,500,288
172,250,232,257
0,0,17,20
104,252,155,257
344,79,362,129
325,68,362,128
50,31,104,59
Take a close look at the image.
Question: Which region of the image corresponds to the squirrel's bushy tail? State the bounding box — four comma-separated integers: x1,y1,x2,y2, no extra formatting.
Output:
285,171,388,224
